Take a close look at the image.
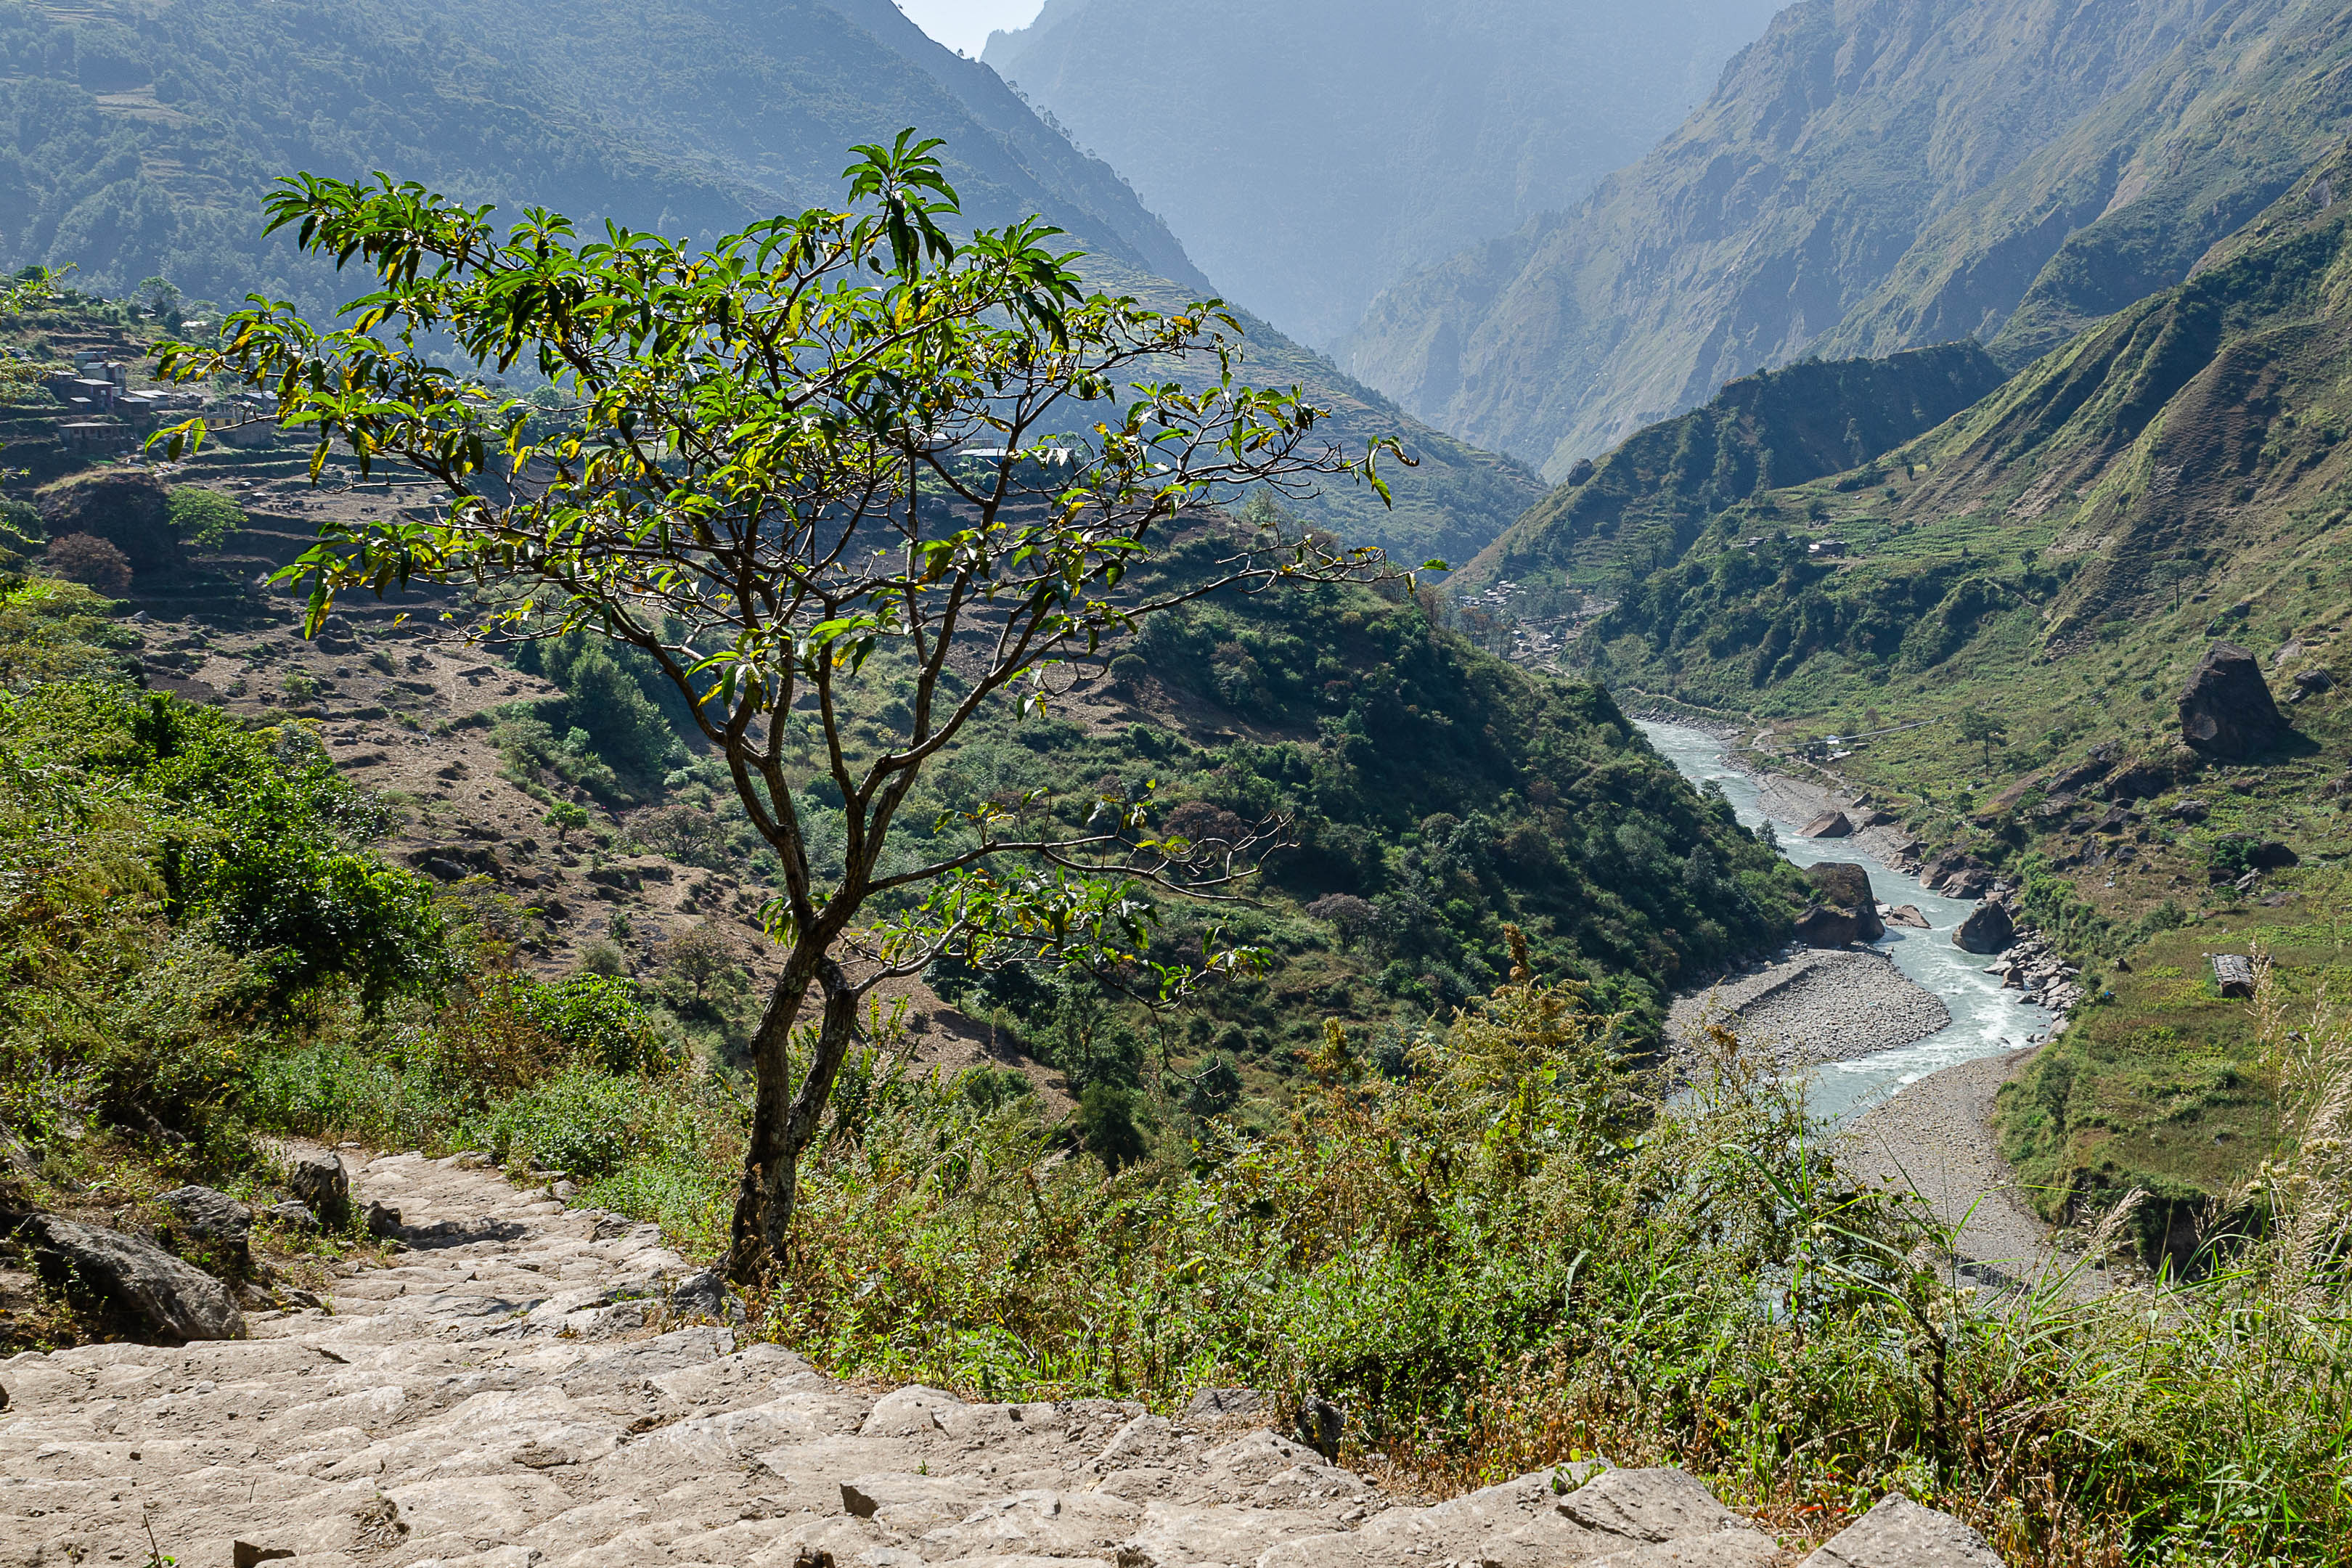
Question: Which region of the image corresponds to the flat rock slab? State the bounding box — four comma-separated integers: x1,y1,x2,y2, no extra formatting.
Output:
0,1152,2006,1567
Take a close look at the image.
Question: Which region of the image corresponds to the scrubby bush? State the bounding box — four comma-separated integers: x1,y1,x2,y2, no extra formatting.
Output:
46,532,131,594
0,577,136,690
474,1068,663,1177
508,629,687,788
740,962,2352,1563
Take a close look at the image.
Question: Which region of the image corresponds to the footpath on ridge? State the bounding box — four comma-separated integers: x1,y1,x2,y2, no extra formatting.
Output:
2,1151,2006,1568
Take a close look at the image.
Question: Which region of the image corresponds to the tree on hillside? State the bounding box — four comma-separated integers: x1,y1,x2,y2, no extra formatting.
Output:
1956,707,2006,766
158,134,1403,1279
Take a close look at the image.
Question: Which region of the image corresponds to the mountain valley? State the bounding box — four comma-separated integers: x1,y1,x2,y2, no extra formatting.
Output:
3,0,2352,1560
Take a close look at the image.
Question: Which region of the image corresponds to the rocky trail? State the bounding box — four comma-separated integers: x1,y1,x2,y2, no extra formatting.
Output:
1,1153,2006,1568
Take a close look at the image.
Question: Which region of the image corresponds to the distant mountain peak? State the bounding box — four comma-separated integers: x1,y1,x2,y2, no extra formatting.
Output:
1343,0,2352,483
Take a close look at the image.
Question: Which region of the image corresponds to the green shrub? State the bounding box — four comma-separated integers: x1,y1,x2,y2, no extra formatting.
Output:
473,1067,667,1178
166,487,244,550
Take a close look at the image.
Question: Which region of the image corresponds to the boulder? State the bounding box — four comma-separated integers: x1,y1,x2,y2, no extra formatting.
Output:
1802,862,1885,942
1294,1395,1345,1460
13,1212,245,1340
258,1200,319,1230
1802,810,1854,838
1794,905,1872,948
2292,666,2334,701
1935,866,1993,899
1885,905,1930,929
156,1185,253,1267
33,469,183,579
2178,642,2288,759
1801,1493,2004,1567
282,1146,351,1230
1953,901,2016,955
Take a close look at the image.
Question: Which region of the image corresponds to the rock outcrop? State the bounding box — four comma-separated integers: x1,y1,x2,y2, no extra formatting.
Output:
1802,862,1885,943
1953,901,2016,955
282,1145,352,1230
1802,1493,2005,1567
2178,642,2288,758
0,1152,2006,1568
1802,810,1854,838
157,1184,254,1269
8,1212,245,1341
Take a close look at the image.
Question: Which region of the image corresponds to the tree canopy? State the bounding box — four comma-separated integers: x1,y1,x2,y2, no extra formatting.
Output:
159,133,1402,1273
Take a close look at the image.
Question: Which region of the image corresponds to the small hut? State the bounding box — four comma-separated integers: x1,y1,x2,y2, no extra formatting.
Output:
2210,953,2256,999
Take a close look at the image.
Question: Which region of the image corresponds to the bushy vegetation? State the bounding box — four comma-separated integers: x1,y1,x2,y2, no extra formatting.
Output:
0,575,136,688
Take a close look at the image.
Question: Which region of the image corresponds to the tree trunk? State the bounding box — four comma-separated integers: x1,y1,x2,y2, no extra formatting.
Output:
727,952,859,1283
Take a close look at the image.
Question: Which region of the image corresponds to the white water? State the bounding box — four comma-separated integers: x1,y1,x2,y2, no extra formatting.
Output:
1640,719,2053,1124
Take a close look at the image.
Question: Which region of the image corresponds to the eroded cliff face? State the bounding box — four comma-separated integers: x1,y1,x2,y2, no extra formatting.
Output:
1342,0,2352,482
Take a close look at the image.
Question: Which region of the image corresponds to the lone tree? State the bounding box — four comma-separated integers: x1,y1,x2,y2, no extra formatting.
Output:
160,134,1403,1278
1956,707,2007,767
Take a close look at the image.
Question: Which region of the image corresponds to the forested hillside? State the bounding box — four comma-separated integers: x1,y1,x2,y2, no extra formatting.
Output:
1344,0,2352,481
0,0,1205,312
983,0,1781,350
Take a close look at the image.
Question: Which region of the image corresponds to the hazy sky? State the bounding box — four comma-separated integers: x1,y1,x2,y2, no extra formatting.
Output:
895,0,1045,56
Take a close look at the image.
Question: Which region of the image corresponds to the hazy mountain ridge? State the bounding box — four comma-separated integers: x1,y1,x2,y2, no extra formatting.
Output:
984,0,1784,351
1580,141,2352,701
1342,0,2352,482
0,0,1538,564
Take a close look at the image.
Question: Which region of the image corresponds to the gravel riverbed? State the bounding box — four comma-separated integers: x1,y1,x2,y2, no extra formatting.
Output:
1667,949,1951,1071
1841,1049,2115,1294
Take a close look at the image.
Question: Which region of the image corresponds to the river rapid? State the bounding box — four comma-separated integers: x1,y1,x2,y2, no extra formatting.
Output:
1640,719,2053,1124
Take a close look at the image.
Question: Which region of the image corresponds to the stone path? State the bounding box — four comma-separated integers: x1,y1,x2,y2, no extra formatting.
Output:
0,1153,2002,1568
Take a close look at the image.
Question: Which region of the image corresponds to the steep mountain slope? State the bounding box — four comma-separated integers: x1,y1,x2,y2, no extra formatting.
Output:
983,0,1784,351
1589,143,2352,713
1825,0,2352,368
1453,342,2006,608
0,0,1207,315
0,0,1536,565
1344,0,2352,481
1553,147,2352,1226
